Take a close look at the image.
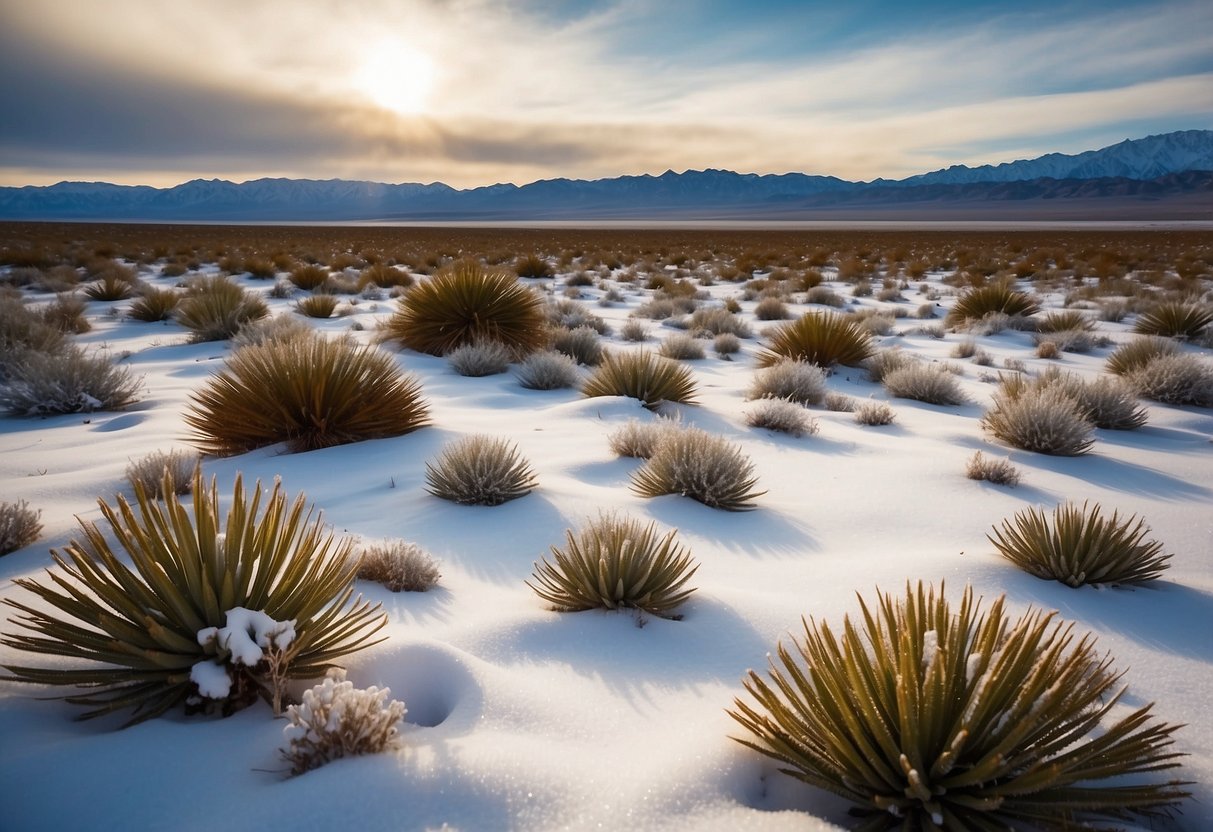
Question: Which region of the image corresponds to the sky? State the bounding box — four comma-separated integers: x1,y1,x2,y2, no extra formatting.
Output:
0,0,1210,190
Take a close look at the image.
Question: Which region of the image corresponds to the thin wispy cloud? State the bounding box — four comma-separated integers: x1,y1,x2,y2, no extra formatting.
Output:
0,0,1208,187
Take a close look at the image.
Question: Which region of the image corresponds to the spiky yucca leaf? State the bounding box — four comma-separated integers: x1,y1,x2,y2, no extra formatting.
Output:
174,276,268,342
945,284,1040,328
1105,336,1181,376
383,260,547,356
185,334,429,456
2,469,386,725
631,427,764,510
527,514,698,618
425,434,537,506
756,312,874,368
127,287,180,322
581,350,699,409
729,583,1189,830
990,502,1171,587
1132,301,1213,339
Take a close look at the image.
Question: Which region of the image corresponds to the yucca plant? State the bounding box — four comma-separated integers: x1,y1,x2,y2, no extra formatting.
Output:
186,335,429,456
729,582,1188,830
425,434,537,506
527,514,698,619
631,427,764,510
945,283,1040,328
82,274,138,301
174,276,268,342
383,260,547,356
1132,301,1213,339
1036,310,1093,333
756,312,875,369
582,351,699,410
295,294,339,319
514,253,554,278
127,287,180,322
1105,336,1181,376
289,264,331,291
2,469,386,725
990,502,1170,587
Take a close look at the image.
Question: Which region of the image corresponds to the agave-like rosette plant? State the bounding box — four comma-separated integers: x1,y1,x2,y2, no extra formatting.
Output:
1132,301,1213,340
989,502,1170,587
186,334,429,456
2,469,386,725
729,582,1189,830
527,514,698,619
174,275,268,342
944,283,1040,328
581,350,699,409
755,311,875,369
383,260,547,356
424,434,537,506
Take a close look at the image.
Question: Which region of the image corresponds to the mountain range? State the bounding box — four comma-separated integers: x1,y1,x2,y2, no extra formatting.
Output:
1,130,1210,222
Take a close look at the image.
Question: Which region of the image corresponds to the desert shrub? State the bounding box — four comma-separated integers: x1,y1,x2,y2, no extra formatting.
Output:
915,302,938,319
945,283,1040,327
40,294,90,334
125,449,200,499
175,276,269,342
447,339,512,377
1105,336,1181,376
0,296,66,368
1035,339,1061,359
289,264,331,291
854,400,895,425
729,582,1188,829
514,254,553,278
748,359,826,406
547,298,609,333
1038,310,1094,333
241,257,277,279
425,435,537,506
965,451,1021,486
1133,301,1213,339
582,351,698,410
1125,354,1213,407
619,319,650,342
357,541,441,592
527,514,698,619
990,502,1171,586
83,274,138,301
659,332,706,361
689,307,753,338
231,314,315,348
280,668,406,775
882,363,968,406
1,470,386,724
550,325,604,365
515,350,579,390
607,417,682,458
804,286,845,308
852,309,896,336
757,312,874,369
746,398,818,437
295,294,339,319
0,346,142,415
360,263,413,289
864,348,914,383
950,338,978,359
384,261,546,357
186,335,429,455
0,500,42,556
982,386,1094,455
713,332,741,357
824,391,854,412
1055,372,1148,430
128,287,180,322
631,427,763,510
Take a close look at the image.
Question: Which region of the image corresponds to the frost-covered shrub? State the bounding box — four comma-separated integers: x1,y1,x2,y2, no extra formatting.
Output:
515,350,579,390
231,314,315,348
175,276,269,342
582,351,699,410
528,514,698,619
729,583,1188,829
447,339,512,376
357,541,441,592
854,400,895,426
863,348,914,383
823,391,854,412
0,500,42,556
990,502,1171,586
658,332,706,360
1033,329,1098,355
753,297,789,321
607,417,682,458
1,470,385,724
547,298,610,334
125,449,200,499
1,295,66,372
281,668,405,776
882,363,968,406
965,451,1020,486
619,318,650,342
1105,336,1180,376
689,307,752,337
41,294,90,334
631,427,764,510
0,345,142,415
425,435,537,506
1125,354,1213,407
804,286,845,307
550,325,604,366
713,332,741,357
981,385,1094,455
747,359,826,406
746,398,818,437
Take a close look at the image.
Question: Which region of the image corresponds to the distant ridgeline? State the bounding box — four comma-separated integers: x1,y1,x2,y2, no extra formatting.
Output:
1,130,1211,221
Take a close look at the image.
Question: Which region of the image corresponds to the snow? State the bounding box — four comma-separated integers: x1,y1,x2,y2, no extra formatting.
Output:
189,659,233,700
1,253,1211,831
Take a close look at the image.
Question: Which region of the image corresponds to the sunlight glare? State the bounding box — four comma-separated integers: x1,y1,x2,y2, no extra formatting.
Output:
355,41,436,116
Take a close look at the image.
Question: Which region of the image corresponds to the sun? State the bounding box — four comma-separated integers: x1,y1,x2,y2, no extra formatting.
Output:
354,41,437,116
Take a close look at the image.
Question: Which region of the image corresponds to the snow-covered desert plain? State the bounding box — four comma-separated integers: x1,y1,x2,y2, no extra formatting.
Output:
0,226,1210,830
